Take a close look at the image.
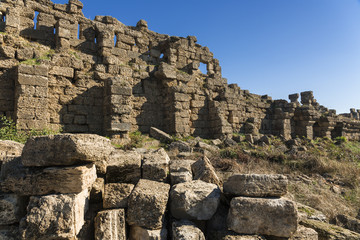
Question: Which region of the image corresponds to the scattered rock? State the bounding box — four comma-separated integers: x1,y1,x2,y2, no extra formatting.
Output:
227,197,298,238
170,180,221,220
169,140,192,152
130,225,167,240
197,141,220,153
106,150,142,184
149,127,172,143
290,225,319,240
223,174,288,197
103,183,134,209
0,140,23,162
333,214,360,234
211,139,222,146
245,134,254,144
192,156,221,186
172,220,205,240
127,179,170,229
94,209,126,240
90,178,104,203
0,193,27,225
232,135,245,143
297,203,328,222
208,231,266,240
170,159,194,185
224,137,237,147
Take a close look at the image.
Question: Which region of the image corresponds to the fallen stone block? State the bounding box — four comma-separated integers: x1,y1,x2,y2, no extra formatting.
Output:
22,134,114,173
169,141,192,152
297,203,328,222
0,140,23,162
170,180,221,220
227,197,298,238
333,214,360,234
20,190,89,239
129,225,167,240
0,194,27,225
170,160,194,185
103,183,134,209
149,127,172,143
301,219,360,240
142,148,170,182
197,141,219,152
223,174,288,197
106,150,142,184
208,231,266,240
2,158,96,195
172,220,205,240
127,179,170,229
192,156,220,186
94,209,126,240
291,225,318,240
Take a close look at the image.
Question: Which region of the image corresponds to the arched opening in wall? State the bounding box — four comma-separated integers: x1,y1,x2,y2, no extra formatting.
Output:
114,34,117,47
160,53,164,59
33,11,39,29
313,122,322,139
199,62,207,75
331,122,343,139
77,24,81,39
53,27,56,35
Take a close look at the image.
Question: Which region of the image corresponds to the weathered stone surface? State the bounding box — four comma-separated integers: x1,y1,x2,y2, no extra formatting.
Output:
0,140,23,162
223,174,288,197
21,134,114,170
227,197,298,238
192,156,220,186
208,231,266,240
149,127,172,143
130,225,167,240
172,220,205,240
333,214,360,234
170,180,221,220
291,225,318,240
0,194,27,225
0,225,19,240
2,158,96,195
197,141,220,152
20,190,89,240
154,62,177,79
169,141,192,152
301,219,360,240
94,209,126,240
297,203,328,222
142,148,170,182
103,183,134,209
127,179,170,229
170,160,194,185
106,150,142,184
90,178,104,203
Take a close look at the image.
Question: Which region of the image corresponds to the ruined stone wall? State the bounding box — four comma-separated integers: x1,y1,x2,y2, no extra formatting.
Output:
1,0,360,141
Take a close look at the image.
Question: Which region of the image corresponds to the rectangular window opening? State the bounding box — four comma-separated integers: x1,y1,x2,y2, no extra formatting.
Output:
34,11,39,29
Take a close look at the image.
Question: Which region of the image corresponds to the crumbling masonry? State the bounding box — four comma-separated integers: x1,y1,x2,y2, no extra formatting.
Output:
1,0,360,140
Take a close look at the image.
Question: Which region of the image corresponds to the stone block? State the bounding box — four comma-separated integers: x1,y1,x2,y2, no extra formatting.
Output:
127,179,170,229
21,190,89,239
192,156,220,186
170,180,221,220
106,150,142,184
49,66,74,78
291,225,318,240
90,178,104,203
172,220,205,240
333,214,360,234
103,183,134,209
149,127,172,143
169,141,192,152
22,134,114,169
142,148,170,182
208,231,266,240
170,160,194,185
2,158,97,195
223,174,288,197
227,197,298,238
94,209,126,240
0,194,27,225
0,140,23,162
17,74,48,87
129,226,167,240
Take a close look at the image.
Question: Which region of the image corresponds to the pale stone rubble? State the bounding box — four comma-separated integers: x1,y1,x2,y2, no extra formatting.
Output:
1,133,359,239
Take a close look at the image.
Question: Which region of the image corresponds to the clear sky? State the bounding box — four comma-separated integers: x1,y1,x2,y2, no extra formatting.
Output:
57,0,360,113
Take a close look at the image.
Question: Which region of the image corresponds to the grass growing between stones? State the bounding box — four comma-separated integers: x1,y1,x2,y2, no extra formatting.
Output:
0,115,61,144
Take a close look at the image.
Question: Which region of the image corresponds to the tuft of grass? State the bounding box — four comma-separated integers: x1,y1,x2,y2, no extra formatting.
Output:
19,49,55,65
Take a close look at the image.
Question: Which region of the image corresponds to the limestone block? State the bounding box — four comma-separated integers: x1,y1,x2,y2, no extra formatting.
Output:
197,141,219,152
127,179,170,229
49,66,74,78
2,159,96,195
291,225,318,240
169,141,192,152
106,150,142,184
333,214,360,234
154,62,177,79
142,148,170,182
223,174,288,197
170,160,194,185
301,219,360,240
94,209,126,240
191,156,220,186
0,225,19,240
0,140,23,162
172,220,205,240
21,190,89,240
208,231,266,240
22,134,114,170
103,183,134,209
170,180,221,221
149,127,172,143
0,46,15,58
227,197,298,238
129,225,167,240
17,74,48,87
90,178,104,203
0,194,27,225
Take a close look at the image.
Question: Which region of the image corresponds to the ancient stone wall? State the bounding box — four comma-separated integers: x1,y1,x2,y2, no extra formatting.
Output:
0,0,360,141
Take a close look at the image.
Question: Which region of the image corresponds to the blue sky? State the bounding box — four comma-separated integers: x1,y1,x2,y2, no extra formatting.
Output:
57,0,360,113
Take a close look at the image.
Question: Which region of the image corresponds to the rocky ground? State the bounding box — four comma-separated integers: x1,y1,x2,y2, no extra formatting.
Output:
0,127,360,239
